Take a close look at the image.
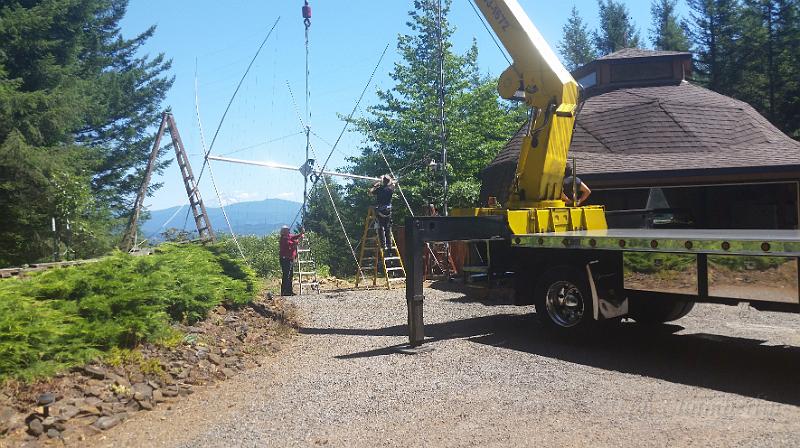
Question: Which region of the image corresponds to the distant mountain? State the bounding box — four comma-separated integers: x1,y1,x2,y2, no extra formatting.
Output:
141,198,302,239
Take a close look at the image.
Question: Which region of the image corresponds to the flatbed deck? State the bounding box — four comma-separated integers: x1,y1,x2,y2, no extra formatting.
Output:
514,229,800,257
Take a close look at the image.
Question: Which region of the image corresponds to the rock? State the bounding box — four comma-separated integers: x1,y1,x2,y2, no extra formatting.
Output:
132,383,153,401
221,368,236,378
83,385,104,398
84,397,102,407
111,374,131,389
138,400,153,411
125,400,141,413
93,416,120,431
0,405,20,434
177,370,190,380
129,373,145,384
59,405,79,420
28,418,44,436
152,390,165,403
207,353,223,366
147,380,161,390
42,416,56,427
47,428,61,439
161,388,179,398
77,404,100,416
81,365,107,380
178,387,194,397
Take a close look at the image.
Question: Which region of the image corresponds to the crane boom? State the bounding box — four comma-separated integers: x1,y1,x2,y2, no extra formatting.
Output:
473,0,579,208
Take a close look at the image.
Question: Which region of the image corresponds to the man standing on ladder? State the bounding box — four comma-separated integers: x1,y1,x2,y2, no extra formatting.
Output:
279,225,305,296
370,175,396,252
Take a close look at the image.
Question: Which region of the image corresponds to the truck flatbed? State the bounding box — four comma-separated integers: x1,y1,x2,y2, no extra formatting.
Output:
515,229,800,257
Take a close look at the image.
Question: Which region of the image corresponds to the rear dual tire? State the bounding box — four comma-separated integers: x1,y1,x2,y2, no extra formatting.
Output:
533,266,595,332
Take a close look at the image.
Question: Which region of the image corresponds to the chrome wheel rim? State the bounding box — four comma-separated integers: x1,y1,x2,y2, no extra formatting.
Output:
545,281,585,327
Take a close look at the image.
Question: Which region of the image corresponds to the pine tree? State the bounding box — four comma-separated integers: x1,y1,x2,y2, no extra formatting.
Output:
686,0,742,96
773,0,800,138
650,0,691,51
347,0,526,216
594,0,642,55
0,0,172,266
559,6,598,71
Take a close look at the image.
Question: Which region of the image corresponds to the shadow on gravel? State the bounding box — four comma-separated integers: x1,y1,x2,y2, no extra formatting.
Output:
469,315,800,407
305,311,800,406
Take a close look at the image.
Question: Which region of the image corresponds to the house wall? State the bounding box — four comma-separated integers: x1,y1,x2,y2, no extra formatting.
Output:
589,182,800,230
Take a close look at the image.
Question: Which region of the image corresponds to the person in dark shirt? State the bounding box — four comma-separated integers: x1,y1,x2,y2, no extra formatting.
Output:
279,225,304,296
370,175,396,250
561,164,592,206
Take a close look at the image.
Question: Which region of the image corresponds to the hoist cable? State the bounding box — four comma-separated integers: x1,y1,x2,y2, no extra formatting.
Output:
465,0,513,67
194,17,280,191
288,43,390,228
195,71,246,261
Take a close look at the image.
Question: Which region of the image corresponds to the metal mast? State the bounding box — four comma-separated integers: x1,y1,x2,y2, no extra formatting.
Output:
436,0,448,216
302,0,312,224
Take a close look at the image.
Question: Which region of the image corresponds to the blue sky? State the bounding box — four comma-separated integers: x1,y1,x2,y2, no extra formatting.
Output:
120,0,688,212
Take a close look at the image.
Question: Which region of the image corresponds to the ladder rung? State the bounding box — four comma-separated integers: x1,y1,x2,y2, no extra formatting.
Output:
297,249,311,253
383,257,401,261
388,278,406,282
298,271,316,275
386,267,405,271
360,266,375,270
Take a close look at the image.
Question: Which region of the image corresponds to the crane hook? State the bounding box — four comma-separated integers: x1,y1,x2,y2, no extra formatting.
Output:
302,0,312,28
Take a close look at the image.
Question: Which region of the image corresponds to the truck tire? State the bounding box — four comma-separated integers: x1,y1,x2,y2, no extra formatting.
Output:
534,265,594,331
628,298,694,324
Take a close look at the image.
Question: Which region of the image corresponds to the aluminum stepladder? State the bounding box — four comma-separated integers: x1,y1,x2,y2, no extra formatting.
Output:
294,238,320,294
355,207,406,289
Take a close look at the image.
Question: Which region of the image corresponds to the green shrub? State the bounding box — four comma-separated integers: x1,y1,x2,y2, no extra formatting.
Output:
218,232,333,278
0,243,256,382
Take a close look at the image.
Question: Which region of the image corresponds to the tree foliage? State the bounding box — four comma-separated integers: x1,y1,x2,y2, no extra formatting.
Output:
650,0,691,50
347,0,526,215
559,6,598,71
0,0,172,267
594,0,642,54
687,0,800,138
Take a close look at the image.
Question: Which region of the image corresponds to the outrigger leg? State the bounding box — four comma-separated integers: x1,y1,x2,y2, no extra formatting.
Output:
404,216,510,347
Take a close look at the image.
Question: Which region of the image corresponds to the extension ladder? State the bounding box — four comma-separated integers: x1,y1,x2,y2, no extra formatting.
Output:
355,207,406,289
294,239,320,295
426,241,456,279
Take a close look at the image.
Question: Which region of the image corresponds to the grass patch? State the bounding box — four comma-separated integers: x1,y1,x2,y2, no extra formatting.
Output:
0,243,256,382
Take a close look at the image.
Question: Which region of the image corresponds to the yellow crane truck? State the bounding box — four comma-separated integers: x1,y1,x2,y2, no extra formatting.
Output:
403,0,800,346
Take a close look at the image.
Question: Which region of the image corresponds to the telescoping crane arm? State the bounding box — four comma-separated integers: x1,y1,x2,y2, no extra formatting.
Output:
473,0,579,209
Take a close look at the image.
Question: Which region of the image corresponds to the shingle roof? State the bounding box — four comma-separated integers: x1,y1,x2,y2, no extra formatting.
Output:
598,48,691,60
480,81,800,203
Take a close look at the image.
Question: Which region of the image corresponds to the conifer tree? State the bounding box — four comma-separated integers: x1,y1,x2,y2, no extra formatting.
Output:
650,0,691,51
686,0,741,96
0,0,172,265
559,6,598,70
346,0,526,217
594,0,642,54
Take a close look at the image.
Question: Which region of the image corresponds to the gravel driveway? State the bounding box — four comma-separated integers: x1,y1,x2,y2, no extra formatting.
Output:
90,283,800,447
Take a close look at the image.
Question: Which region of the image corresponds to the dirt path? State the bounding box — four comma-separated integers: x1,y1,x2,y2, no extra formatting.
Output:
89,285,800,447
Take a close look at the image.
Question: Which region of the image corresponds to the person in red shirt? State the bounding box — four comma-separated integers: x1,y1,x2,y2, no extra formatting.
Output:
279,225,304,296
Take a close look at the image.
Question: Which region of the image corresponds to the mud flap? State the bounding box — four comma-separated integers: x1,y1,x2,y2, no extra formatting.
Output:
586,261,628,320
